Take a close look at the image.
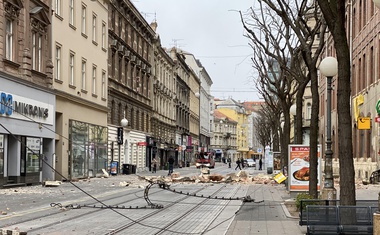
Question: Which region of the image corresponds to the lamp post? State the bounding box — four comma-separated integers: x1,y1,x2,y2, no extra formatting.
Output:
119,112,128,174
319,56,338,200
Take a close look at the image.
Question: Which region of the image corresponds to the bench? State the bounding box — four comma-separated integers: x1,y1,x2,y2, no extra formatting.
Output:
306,205,341,235
299,199,378,226
305,205,376,235
338,206,374,234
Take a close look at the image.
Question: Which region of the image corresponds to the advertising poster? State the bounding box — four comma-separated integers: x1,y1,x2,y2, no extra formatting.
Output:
288,145,321,191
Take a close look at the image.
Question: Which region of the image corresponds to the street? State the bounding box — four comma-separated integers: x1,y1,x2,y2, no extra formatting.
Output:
1,163,378,235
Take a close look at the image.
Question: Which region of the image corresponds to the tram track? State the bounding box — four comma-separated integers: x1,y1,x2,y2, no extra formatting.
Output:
109,184,243,235
0,186,157,230
3,184,211,234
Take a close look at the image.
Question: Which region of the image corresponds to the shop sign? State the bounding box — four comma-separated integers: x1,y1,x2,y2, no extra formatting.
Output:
137,142,147,146
0,91,53,125
357,117,371,130
376,99,380,114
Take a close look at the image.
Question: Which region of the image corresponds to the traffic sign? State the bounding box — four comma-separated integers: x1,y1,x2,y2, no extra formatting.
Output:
375,117,380,123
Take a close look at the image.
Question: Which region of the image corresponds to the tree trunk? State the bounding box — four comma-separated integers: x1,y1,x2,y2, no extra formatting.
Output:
317,0,356,205
309,69,320,199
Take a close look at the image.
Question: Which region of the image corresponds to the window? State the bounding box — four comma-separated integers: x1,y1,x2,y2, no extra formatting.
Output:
307,103,311,120
102,22,106,49
92,14,97,42
81,59,86,90
92,65,97,94
5,19,13,61
55,0,61,16
69,0,75,26
81,5,86,35
55,45,61,80
102,71,106,98
32,32,42,72
69,52,75,85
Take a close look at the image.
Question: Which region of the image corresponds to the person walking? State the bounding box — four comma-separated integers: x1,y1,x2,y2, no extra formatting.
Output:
227,157,231,168
235,158,241,170
241,157,245,169
152,157,157,173
168,156,174,175
259,157,263,170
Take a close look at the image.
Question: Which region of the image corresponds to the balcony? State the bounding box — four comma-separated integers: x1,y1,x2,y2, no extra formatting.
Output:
302,118,311,128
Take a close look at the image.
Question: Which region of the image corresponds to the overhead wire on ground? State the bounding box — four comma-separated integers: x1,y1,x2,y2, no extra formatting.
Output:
0,101,257,235
0,101,204,234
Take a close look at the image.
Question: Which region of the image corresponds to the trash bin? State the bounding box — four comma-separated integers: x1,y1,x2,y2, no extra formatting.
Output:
186,161,190,167
122,164,130,175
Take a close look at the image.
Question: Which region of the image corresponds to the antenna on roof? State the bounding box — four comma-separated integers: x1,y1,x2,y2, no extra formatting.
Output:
171,39,186,49
141,12,156,21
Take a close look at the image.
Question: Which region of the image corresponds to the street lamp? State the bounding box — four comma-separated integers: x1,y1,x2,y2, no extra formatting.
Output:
119,112,128,174
290,104,297,143
319,56,338,200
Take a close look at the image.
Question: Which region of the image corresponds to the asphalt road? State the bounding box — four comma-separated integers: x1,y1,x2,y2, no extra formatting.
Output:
0,163,311,235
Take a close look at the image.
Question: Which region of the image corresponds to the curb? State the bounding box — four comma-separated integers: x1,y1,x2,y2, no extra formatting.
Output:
281,201,299,219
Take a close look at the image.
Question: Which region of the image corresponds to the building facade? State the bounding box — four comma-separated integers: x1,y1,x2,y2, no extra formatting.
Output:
151,25,177,170
0,0,55,187
211,110,237,162
182,52,214,153
169,47,191,167
107,0,156,173
52,0,109,180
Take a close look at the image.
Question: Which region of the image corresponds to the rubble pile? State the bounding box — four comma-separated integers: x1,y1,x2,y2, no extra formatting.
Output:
139,170,277,186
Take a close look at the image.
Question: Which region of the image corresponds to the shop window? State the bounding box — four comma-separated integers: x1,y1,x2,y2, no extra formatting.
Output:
26,137,41,173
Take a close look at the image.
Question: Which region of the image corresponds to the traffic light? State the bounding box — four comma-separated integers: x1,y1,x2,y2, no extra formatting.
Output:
117,127,123,145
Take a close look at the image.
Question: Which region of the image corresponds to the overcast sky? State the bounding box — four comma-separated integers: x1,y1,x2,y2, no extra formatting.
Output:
133,0,260,102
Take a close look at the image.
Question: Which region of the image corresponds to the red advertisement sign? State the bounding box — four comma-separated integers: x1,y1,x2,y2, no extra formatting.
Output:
288,145,321,192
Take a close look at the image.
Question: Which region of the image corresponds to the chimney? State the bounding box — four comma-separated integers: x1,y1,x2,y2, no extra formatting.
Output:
150,21,158,32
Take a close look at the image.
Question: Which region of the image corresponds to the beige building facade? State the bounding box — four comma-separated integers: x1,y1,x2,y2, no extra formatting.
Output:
0,0,56,187
52,0,109,180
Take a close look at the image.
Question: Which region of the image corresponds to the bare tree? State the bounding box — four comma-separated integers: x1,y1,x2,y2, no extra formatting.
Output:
256,0,327,199
240,2,304,173
316,0,355,206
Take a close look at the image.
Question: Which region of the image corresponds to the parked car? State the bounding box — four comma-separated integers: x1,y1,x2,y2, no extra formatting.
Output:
245,158,256,167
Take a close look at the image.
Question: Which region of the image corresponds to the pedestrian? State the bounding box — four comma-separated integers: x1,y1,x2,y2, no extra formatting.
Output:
227,157,231,168
241,157,245,169
235,159,241,170
259,157,263,170
152,157,157,173
168,156,174,175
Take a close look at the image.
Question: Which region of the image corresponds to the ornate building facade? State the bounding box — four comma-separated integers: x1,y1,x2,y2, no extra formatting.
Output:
0,0,55,186
151,24,177,170
107,0,155,172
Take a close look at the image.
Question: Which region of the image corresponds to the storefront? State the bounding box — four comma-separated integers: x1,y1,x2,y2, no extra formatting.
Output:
69,120,108,178
0,77,55,187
